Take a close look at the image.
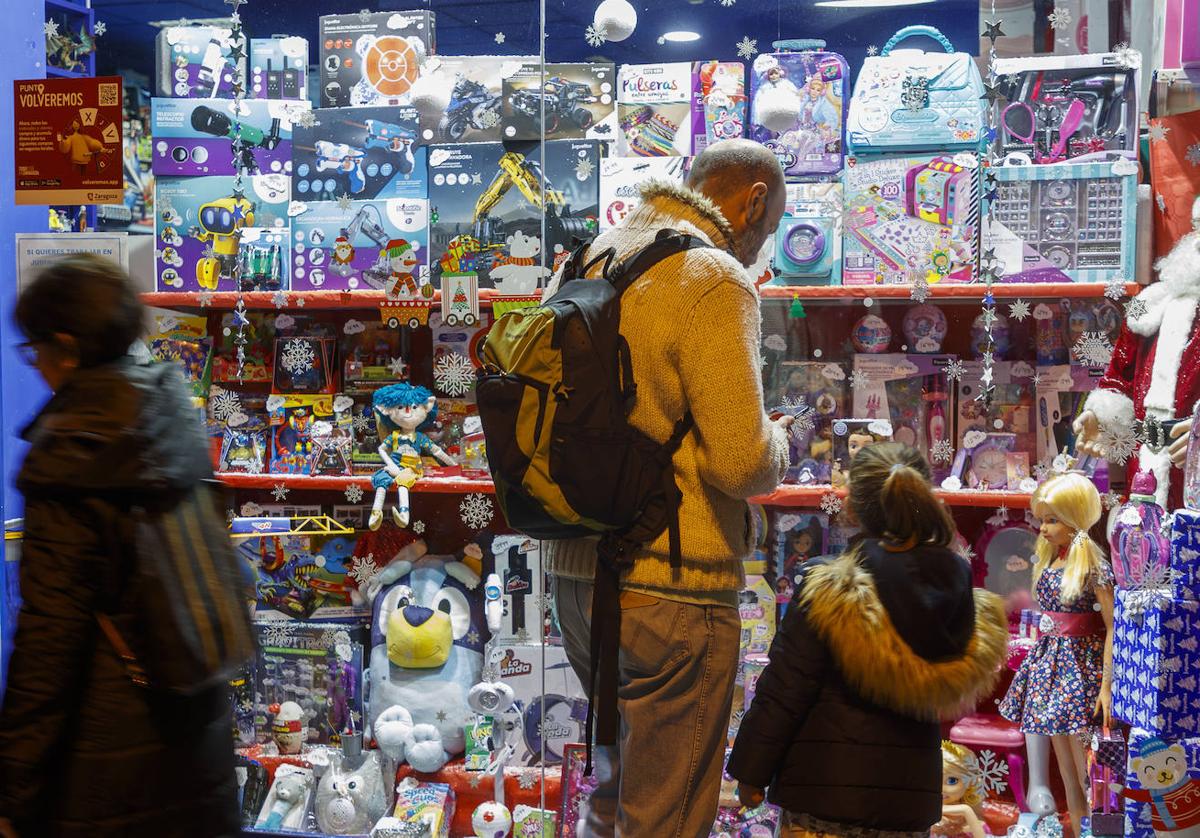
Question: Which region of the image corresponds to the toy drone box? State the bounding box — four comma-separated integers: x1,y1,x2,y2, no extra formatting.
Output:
983,159,1138,284
409,55,536,144
318,11,436,108
599,156,689,231
151,98,303,178
155,174,291,293
617,63,694,157
750,49,848,178
155,25,247,99
250,37,309,101
842,153,980,285
994,52,1140,163
427,140,600,290
769,182,843,285
501,63,616,143
292,106,427,202
291,198,429,293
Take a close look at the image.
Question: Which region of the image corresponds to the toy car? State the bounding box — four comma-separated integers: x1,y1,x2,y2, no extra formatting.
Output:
509,77,597,133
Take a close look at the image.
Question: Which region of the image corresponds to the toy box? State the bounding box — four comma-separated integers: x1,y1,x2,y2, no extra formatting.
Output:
750,47,847,178
983,159,1138,284
427,140,599,289
598,156,689,231
831,418,895,483
1031,297,1122,367
255,763,314,830
155,174,291,292
268,394,337,475
213,312,276,383
318,11,436,108
150,98,302,177
617,63,694,157
694,61,747,152
1112,590,1200,739
771,360,847,485
341,320,409,393
994,53,1140,163
147,313,212,402
951,432,1023,491
243,534,363,621
738,575,777,652
491,534,542,644
292,106,427,202
291,198,429,292
1168,510,1200,600
956,359,1037,453
774,511,829,594
842,153,979,285
1034,364,1107,464
409,55,536,144
1121,731,1200,838
501,63,616,143
491,642,587,767
272,336,337,395
770,182,842,285
219,421,268,475
253,621,366,747
250,37,308,101
155,25,247,99
851,353,956,472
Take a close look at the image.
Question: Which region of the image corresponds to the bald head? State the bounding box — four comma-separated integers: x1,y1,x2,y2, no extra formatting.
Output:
686,140,787,268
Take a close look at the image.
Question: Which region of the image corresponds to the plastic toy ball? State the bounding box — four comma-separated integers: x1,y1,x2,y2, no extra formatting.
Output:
852,314,892,354
472,801,513,838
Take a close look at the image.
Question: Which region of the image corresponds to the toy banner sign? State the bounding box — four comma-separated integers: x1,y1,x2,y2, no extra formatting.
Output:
13,76,124,205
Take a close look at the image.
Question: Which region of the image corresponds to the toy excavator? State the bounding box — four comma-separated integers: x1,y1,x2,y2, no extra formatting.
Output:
339,203,394,289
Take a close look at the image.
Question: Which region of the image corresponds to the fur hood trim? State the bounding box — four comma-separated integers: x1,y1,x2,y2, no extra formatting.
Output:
800,554,1008,721
1128,232,1200,338
638,179,736,253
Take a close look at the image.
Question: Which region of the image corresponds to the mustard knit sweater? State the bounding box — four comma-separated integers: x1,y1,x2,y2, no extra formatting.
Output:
542,180,790,604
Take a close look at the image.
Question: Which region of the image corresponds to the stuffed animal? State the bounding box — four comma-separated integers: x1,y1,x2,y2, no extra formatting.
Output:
490,231,551,295
365,544,488,772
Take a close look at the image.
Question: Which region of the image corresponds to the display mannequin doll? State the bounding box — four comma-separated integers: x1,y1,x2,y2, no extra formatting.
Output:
369,383,456,530
999,473,1115,838
933,742,988,838
1074,199,1200,509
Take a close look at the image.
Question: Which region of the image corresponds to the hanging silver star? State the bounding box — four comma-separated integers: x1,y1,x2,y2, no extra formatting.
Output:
982,20,1005,41
980,81,1005,105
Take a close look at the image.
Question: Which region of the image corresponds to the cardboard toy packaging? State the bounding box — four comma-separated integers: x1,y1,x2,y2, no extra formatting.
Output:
250,37,309,101
1167,510,1200,600
241,533,363,621
491,535,543,644
411,55,537,144
292,106,427,202
1120,731,1200,838
501,63,617,142
770,182,843,286
491,643,587,767
151,98,304,177
156,25,247,99
617,63,695,157
1112,591,1200,739
290,198,430,292
598,156,689,231
318,11,436,108
749,48,848,178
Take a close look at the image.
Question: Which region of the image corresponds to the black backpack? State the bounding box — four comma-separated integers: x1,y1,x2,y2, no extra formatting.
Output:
476,229,713,769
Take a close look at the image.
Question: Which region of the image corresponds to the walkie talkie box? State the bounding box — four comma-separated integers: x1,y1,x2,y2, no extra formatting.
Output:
251,37,309,101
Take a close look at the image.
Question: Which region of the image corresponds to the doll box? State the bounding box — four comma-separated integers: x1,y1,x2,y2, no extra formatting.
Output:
150,98,303,177
291,106,427,203
851,353,956,469
501,63,617,143
1112,591,1200,739
490,642,587,767
598,156,689,231
250,37,309,101
983,160,1138,284
290,198,429,293
842,153,980,285
410,55,537,145
1168,510,1200,600
491,534,543,644
317,11,437,108
155,25,247,99
738,575,776,653
750,49,847,178
956,360,1037,455
693,61,746,152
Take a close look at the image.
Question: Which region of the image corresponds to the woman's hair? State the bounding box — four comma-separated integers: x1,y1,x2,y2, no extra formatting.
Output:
940,741,984,813
15,253,144,367
1031,472,1105,603
848,442,955,551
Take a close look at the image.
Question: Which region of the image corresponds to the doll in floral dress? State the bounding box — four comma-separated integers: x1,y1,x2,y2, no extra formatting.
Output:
1000,473,1115,838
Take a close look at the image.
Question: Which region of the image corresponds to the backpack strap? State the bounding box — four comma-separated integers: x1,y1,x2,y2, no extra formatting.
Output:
608,228,712,296
658,411,695,569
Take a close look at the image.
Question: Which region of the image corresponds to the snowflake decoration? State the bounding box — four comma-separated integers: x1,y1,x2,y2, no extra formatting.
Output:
866,45,878,56
1125,296,1147,321
353,412,373,434
1125,565,1181,620
320,626,351,649
388,356,408,379
344,483,365,504
260,621,297,648
1031,373,1042,388
1072,331,1114,368
909,277,930,303
986,506,1010,528
479,109,501,130
1048,5,1072,29
349,554,379,587
293,108,317,129
468,772,485,789
849,369,870,390
272,290,288,309
336,192,353,211
575,158,595,181
272,482,290,502
358,8,372,22
460,493,495,530
434,351,476,397
208,387,242,422
201,242,217,261
958,544,978,565
412,520,426,535
976,750,1010,795
295,296,306,308
781,395,816,437
1188,143,1200,167
93,20,107,36
1008,299,1031,322
1102,491,1123,511
518,770,538,791
1099,424,1138,465
718,0,736,5
585,24,608,48
1114,42,1142,70
736,36,758,60
494,31,506,44
280,338,316,374
820,492,843,517
44,19,59,38
1149,123,1171,143
1104,277,1128,300
198,290,215,308
944,359,966,382
931,439,955,465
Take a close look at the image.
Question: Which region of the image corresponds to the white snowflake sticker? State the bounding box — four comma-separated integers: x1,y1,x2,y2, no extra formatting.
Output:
1104,277,1128,300
1149,123,1171,143
208,387,243,423
736,36,758,60
848,369,870,390
434,352,476,397
411,520,426,535
1072,332,1114,368
460,493,495,530
585,24,607,48
986,506,1010,528
1048,5,1072,29
272,483,290,502
909,277,930,303
353,412,374,434
272,290,289,309
260,621,296,648
344,483,365,504
349,554,379,587
1102,491,1123,511
976,749,1010,795
575,158,595,181
931,438,955,465
820,492,843,517
1008,300,1031,322
1125,297,1148,321
280,338,316,375
944,359,966,382
1125,565,1181,619
1099,424,1138,466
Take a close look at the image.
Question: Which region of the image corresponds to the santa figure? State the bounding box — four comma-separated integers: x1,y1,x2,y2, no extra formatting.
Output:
1075,218,1200,510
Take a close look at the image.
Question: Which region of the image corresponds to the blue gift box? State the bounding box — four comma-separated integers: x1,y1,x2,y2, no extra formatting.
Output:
1122,731,1200,838
1112,590,1200,739
1169,509,1200,598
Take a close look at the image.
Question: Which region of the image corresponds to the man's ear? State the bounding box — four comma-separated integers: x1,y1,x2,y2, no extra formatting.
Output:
746,182,769,224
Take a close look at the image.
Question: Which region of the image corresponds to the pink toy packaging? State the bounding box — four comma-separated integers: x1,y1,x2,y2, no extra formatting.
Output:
851,353,956,473
1110,471,1171,589
615,62,746,158
694,61,746,151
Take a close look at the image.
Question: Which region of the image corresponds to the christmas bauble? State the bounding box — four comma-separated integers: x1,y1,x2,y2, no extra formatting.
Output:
902,304,947,353
852,314,892,353
593,0,637,42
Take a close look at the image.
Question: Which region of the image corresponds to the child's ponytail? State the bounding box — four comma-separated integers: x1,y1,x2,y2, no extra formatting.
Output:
848,442,955,551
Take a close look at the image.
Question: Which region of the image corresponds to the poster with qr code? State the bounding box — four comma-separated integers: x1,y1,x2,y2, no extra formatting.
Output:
13,76,124,205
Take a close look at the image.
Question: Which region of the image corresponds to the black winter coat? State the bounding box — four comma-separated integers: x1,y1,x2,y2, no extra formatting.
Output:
0,359,240,837
728,541,1008,834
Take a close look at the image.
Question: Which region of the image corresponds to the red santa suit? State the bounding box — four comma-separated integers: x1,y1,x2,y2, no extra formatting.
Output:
1085,232,1200,511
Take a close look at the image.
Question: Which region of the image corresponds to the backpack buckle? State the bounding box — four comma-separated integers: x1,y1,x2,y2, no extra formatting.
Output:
552,382,575,402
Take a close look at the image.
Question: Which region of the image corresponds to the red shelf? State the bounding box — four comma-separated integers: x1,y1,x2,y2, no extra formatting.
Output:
142,289,532,312
750,484,1032,509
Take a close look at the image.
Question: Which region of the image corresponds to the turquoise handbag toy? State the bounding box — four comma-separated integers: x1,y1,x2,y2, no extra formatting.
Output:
847,25,985,153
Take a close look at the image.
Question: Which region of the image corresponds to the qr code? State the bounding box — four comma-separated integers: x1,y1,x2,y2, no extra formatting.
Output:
98,83,119,107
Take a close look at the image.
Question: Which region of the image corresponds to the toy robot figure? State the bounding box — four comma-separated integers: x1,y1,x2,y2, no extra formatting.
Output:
189,193,256,290
369,383,456,530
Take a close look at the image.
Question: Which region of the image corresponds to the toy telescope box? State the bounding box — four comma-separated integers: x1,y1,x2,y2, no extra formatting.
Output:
151,98,304,177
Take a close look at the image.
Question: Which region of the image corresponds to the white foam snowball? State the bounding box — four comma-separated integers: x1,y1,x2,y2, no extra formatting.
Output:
594,0,637,42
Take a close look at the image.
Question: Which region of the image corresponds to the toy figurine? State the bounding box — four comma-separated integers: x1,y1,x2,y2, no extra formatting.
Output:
383,239,422,299
188,192,256,290
315,735,389,835
999,472,1115,838
370,383,456,530
271,700,307,755
933,742,988,838
258,764,313,831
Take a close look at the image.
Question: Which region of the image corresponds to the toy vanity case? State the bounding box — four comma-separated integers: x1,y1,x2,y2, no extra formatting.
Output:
770,182,842,285
292,106,427,202
984,158,1138,283
150,98,303,178
501,62,617,142
156,25,247,99
249,37,309,101
318,11,436,108
750,41,848,178
290,198,429,292
846,25,984,154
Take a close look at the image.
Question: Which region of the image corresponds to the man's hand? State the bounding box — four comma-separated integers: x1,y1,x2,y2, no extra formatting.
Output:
773,414,795,432
1170,418,1193,467
737,782,765,809
1073,410,1106,458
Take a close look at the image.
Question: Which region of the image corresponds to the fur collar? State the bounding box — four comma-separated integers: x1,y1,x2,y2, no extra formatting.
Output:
637,179,737,253
800,554,1008,721
1128,232,1200,338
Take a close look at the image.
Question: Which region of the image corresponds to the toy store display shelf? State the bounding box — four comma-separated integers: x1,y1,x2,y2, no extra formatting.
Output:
752,484,1033,509
759,282,1141,302
217,472,496,494
141,289,534,312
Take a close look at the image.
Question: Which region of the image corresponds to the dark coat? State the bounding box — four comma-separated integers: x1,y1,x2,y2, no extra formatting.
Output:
728,540,1008,834
0,359,240,838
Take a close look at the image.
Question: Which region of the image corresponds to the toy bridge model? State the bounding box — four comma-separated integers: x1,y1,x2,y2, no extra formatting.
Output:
228,514,355,539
